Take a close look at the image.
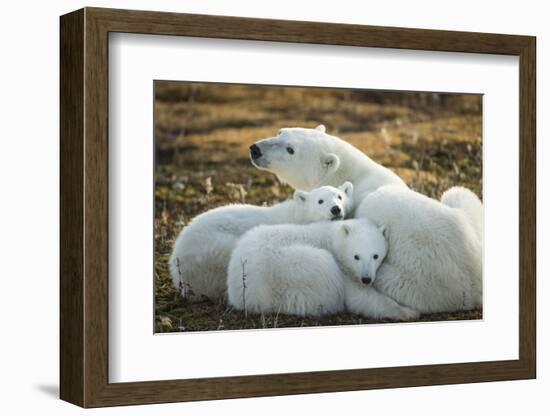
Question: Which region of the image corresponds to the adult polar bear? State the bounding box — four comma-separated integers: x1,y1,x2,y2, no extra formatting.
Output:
356,185,482,313
250,125,482,313
249,124,406,212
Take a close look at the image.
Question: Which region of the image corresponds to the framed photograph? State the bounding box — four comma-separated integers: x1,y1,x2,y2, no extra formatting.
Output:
60,7,536,408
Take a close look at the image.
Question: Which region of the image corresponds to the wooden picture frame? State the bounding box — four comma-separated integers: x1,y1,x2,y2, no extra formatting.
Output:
60,7,536,408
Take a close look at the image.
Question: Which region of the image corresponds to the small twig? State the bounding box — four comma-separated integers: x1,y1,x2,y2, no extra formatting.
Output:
273,303,283,329
241,258,248,319
175,257,194,298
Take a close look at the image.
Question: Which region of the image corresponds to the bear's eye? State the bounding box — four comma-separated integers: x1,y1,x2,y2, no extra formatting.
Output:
338,195,342,200
354,255,360,261
318,199,324,204
286,147,294,155
373,254,379,260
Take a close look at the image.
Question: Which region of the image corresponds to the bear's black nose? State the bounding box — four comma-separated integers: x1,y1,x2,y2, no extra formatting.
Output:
361,277,372,285
249,144,262,160
331,206,341,215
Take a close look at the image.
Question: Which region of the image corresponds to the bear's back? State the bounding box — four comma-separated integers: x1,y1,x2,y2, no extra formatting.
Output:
357,185,480,276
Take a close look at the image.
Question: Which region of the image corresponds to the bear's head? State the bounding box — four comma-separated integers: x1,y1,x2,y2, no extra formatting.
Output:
334,219,388,285
249,125,340,190
293,182,353,222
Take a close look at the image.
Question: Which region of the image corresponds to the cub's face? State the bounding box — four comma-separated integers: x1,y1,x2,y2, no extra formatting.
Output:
338,220,388,285
249,125,340,191
294,182,354,222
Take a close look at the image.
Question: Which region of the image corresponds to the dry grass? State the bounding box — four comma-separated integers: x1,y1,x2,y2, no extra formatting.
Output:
154,81,482,333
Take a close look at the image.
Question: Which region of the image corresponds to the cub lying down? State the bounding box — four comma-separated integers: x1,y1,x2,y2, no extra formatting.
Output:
227,219,419,320
169,182,353,301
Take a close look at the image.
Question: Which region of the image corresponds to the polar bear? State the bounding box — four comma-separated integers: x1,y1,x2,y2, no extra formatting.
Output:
249,125,406,212
355,185,483,313
441,186,483,242
227,219,419,320
169,182,354,302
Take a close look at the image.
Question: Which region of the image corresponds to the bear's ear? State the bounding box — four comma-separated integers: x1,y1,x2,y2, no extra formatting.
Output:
293,190,308,203
339,181,354,197
379,224,387,237
322,153,340,173
341,223,351,237
315,124,326,133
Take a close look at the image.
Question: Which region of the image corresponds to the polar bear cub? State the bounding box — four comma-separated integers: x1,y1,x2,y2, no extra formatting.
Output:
227,219,419,320
169,182,354,302
356,185,482,313
249,125,406,211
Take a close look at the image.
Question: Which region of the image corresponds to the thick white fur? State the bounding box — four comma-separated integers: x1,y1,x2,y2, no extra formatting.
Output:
250,125,406,212
169,183,353,302
355,185,483,313
227,219,419,320
441,186,483,241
